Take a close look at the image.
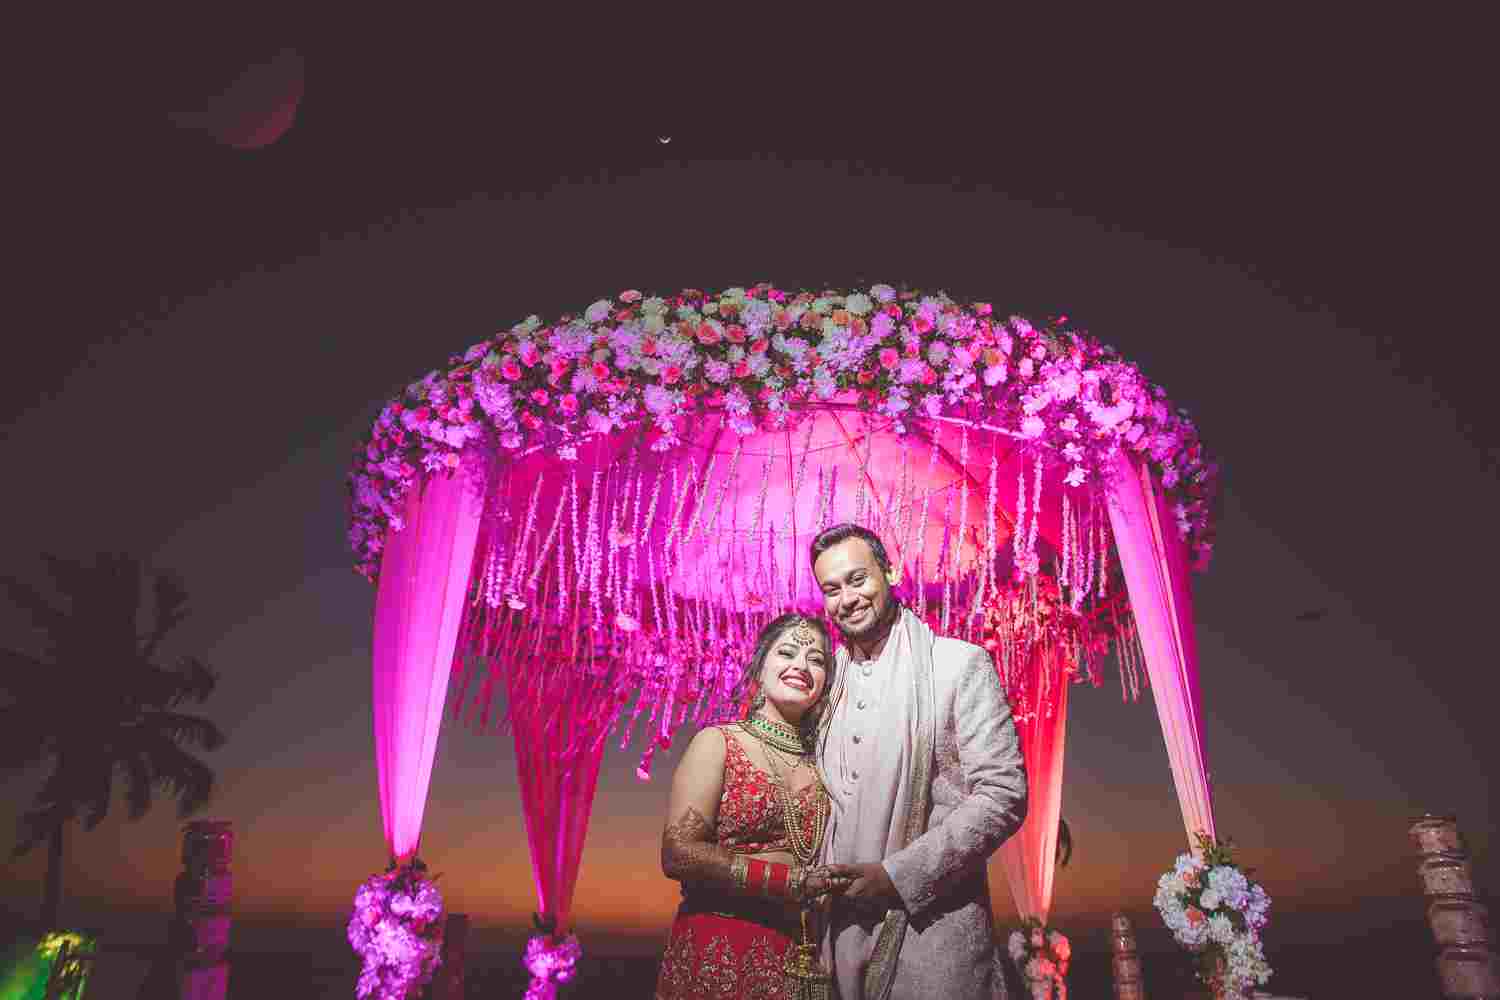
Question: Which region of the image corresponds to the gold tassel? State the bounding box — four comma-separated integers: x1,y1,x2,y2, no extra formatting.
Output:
784,907,832,1000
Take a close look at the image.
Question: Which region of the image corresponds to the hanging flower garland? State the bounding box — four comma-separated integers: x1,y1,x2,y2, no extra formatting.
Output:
347,283,1217,583
1007,918,1071,999
978,562,1141,717
1153,834,1273,998
347,860,446,1000
522,932,582,1000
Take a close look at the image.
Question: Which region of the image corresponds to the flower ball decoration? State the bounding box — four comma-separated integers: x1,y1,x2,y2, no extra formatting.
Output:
1153,834,1273,997
1007,918,1072,999
348,283,1217,583
523,933,582,1000
347,862,446,1000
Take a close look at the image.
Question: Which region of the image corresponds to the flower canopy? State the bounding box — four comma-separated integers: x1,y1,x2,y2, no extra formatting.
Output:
349,283,1216,583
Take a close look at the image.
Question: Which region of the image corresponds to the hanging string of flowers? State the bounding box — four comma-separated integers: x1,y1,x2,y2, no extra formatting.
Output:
1007,919,1071,999
347,860,446,1000
977,559,1140,720
1153,833,1273,998
347,283,1217,583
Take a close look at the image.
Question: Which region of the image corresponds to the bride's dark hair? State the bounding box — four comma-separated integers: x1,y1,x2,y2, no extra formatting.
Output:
737,612,835,747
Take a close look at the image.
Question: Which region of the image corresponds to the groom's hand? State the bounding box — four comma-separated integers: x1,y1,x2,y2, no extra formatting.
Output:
823,862,900,911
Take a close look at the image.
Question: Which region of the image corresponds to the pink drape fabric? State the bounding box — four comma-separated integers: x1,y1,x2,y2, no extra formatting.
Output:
1105,451,1216,850
372,461,485,859
997,651,1071,924
512,702,609,932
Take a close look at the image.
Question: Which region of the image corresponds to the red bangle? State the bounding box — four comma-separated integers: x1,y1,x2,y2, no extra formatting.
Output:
766,862,790,898
746,859,768,894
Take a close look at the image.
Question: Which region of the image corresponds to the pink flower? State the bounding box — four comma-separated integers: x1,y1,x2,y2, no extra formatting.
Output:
500,358,522,381
559,393,579,416
500,431,522,449
619,289,642,302
879,347,900,370
919,365,937,385
661,365,683,385
1064,466,1086,487
519,342,541,367
615,612,640,631
591,360,610,380
725,324,747,344
1019,358,1035,379
530,389,550,406
696,323,722,345
1021,416,1046,439
1030,342,1047,361
732,360,751,378
982,363,1007,386
749,338,770,355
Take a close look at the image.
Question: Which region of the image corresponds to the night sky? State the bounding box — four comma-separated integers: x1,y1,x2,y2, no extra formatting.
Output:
2,15,1494,958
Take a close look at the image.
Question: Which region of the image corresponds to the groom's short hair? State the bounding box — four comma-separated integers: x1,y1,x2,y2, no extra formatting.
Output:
809,523,891,573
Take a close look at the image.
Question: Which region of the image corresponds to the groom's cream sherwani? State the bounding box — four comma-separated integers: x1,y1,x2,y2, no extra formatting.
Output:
818,608,1027,999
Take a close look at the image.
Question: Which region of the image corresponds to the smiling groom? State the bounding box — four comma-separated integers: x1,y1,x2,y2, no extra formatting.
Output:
812,523,1027,999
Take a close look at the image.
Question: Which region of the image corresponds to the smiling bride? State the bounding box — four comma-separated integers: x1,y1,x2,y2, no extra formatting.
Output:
655,613,846,999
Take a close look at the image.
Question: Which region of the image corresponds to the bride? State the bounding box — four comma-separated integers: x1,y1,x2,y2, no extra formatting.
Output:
655,613,846,999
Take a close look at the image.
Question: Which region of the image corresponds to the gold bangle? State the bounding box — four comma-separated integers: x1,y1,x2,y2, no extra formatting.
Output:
730,856,749,891
789,865,807,902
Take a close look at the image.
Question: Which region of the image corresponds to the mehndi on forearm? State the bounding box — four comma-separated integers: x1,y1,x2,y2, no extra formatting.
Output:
661,807,808,899
661,807,740,889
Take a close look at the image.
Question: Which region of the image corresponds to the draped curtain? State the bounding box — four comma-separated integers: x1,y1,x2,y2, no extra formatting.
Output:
1105,451,1216,851
372,460,485,860
513,700,610,933
997,649,1071,924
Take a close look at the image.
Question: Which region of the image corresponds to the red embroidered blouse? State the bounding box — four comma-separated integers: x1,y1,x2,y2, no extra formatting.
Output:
715,727,823,855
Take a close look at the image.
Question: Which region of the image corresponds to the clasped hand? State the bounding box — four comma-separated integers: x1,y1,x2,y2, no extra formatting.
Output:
803,862,900,910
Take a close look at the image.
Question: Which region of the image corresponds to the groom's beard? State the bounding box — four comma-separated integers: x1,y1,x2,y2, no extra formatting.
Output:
837,595,900,645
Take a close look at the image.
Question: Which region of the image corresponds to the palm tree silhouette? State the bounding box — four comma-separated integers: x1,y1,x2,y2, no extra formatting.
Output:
0,553,226,930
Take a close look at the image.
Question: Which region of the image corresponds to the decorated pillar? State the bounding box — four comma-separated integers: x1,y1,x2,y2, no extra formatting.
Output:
1109,912,1146,1000
431,913,470,1000
1410,814,1499,999
173,820,233,1000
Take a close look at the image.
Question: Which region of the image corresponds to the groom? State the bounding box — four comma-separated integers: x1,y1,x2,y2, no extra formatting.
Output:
813,523,1027,999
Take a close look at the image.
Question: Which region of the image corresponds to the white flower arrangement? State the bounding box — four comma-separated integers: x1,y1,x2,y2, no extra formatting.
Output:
1154,833,1272,997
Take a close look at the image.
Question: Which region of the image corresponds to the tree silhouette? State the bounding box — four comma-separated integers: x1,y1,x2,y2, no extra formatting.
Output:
0,553,226,929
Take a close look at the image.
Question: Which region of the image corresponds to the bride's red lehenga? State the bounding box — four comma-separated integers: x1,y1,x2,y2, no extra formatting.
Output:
655,731,826,999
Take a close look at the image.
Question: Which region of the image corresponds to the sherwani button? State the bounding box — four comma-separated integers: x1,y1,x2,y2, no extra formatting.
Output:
851,770,859,780
852,734,862,744
857,699,867,709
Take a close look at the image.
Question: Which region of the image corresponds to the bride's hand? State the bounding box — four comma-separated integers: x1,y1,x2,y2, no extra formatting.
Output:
801,866,854,899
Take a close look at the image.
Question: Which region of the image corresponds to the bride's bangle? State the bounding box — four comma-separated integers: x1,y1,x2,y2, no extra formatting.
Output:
788,865,807,902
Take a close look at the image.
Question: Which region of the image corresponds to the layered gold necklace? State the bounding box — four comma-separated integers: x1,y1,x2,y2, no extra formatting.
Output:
739,714,828,865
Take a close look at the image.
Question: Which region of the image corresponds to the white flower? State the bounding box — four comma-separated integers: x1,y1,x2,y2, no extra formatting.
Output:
585,299,613,323
1008,931,1026,962
870,283,897,303
1199,888,1221,911
1208,913,1234,945
845,292,873,315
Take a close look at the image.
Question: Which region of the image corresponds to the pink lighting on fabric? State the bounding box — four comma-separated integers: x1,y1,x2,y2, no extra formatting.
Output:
997,651,1071,924
371,457,485,860
1106,451,1216,850
511,690,610,933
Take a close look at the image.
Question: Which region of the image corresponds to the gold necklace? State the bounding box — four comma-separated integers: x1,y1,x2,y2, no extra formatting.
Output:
745,713,806,755
742,724,828,865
